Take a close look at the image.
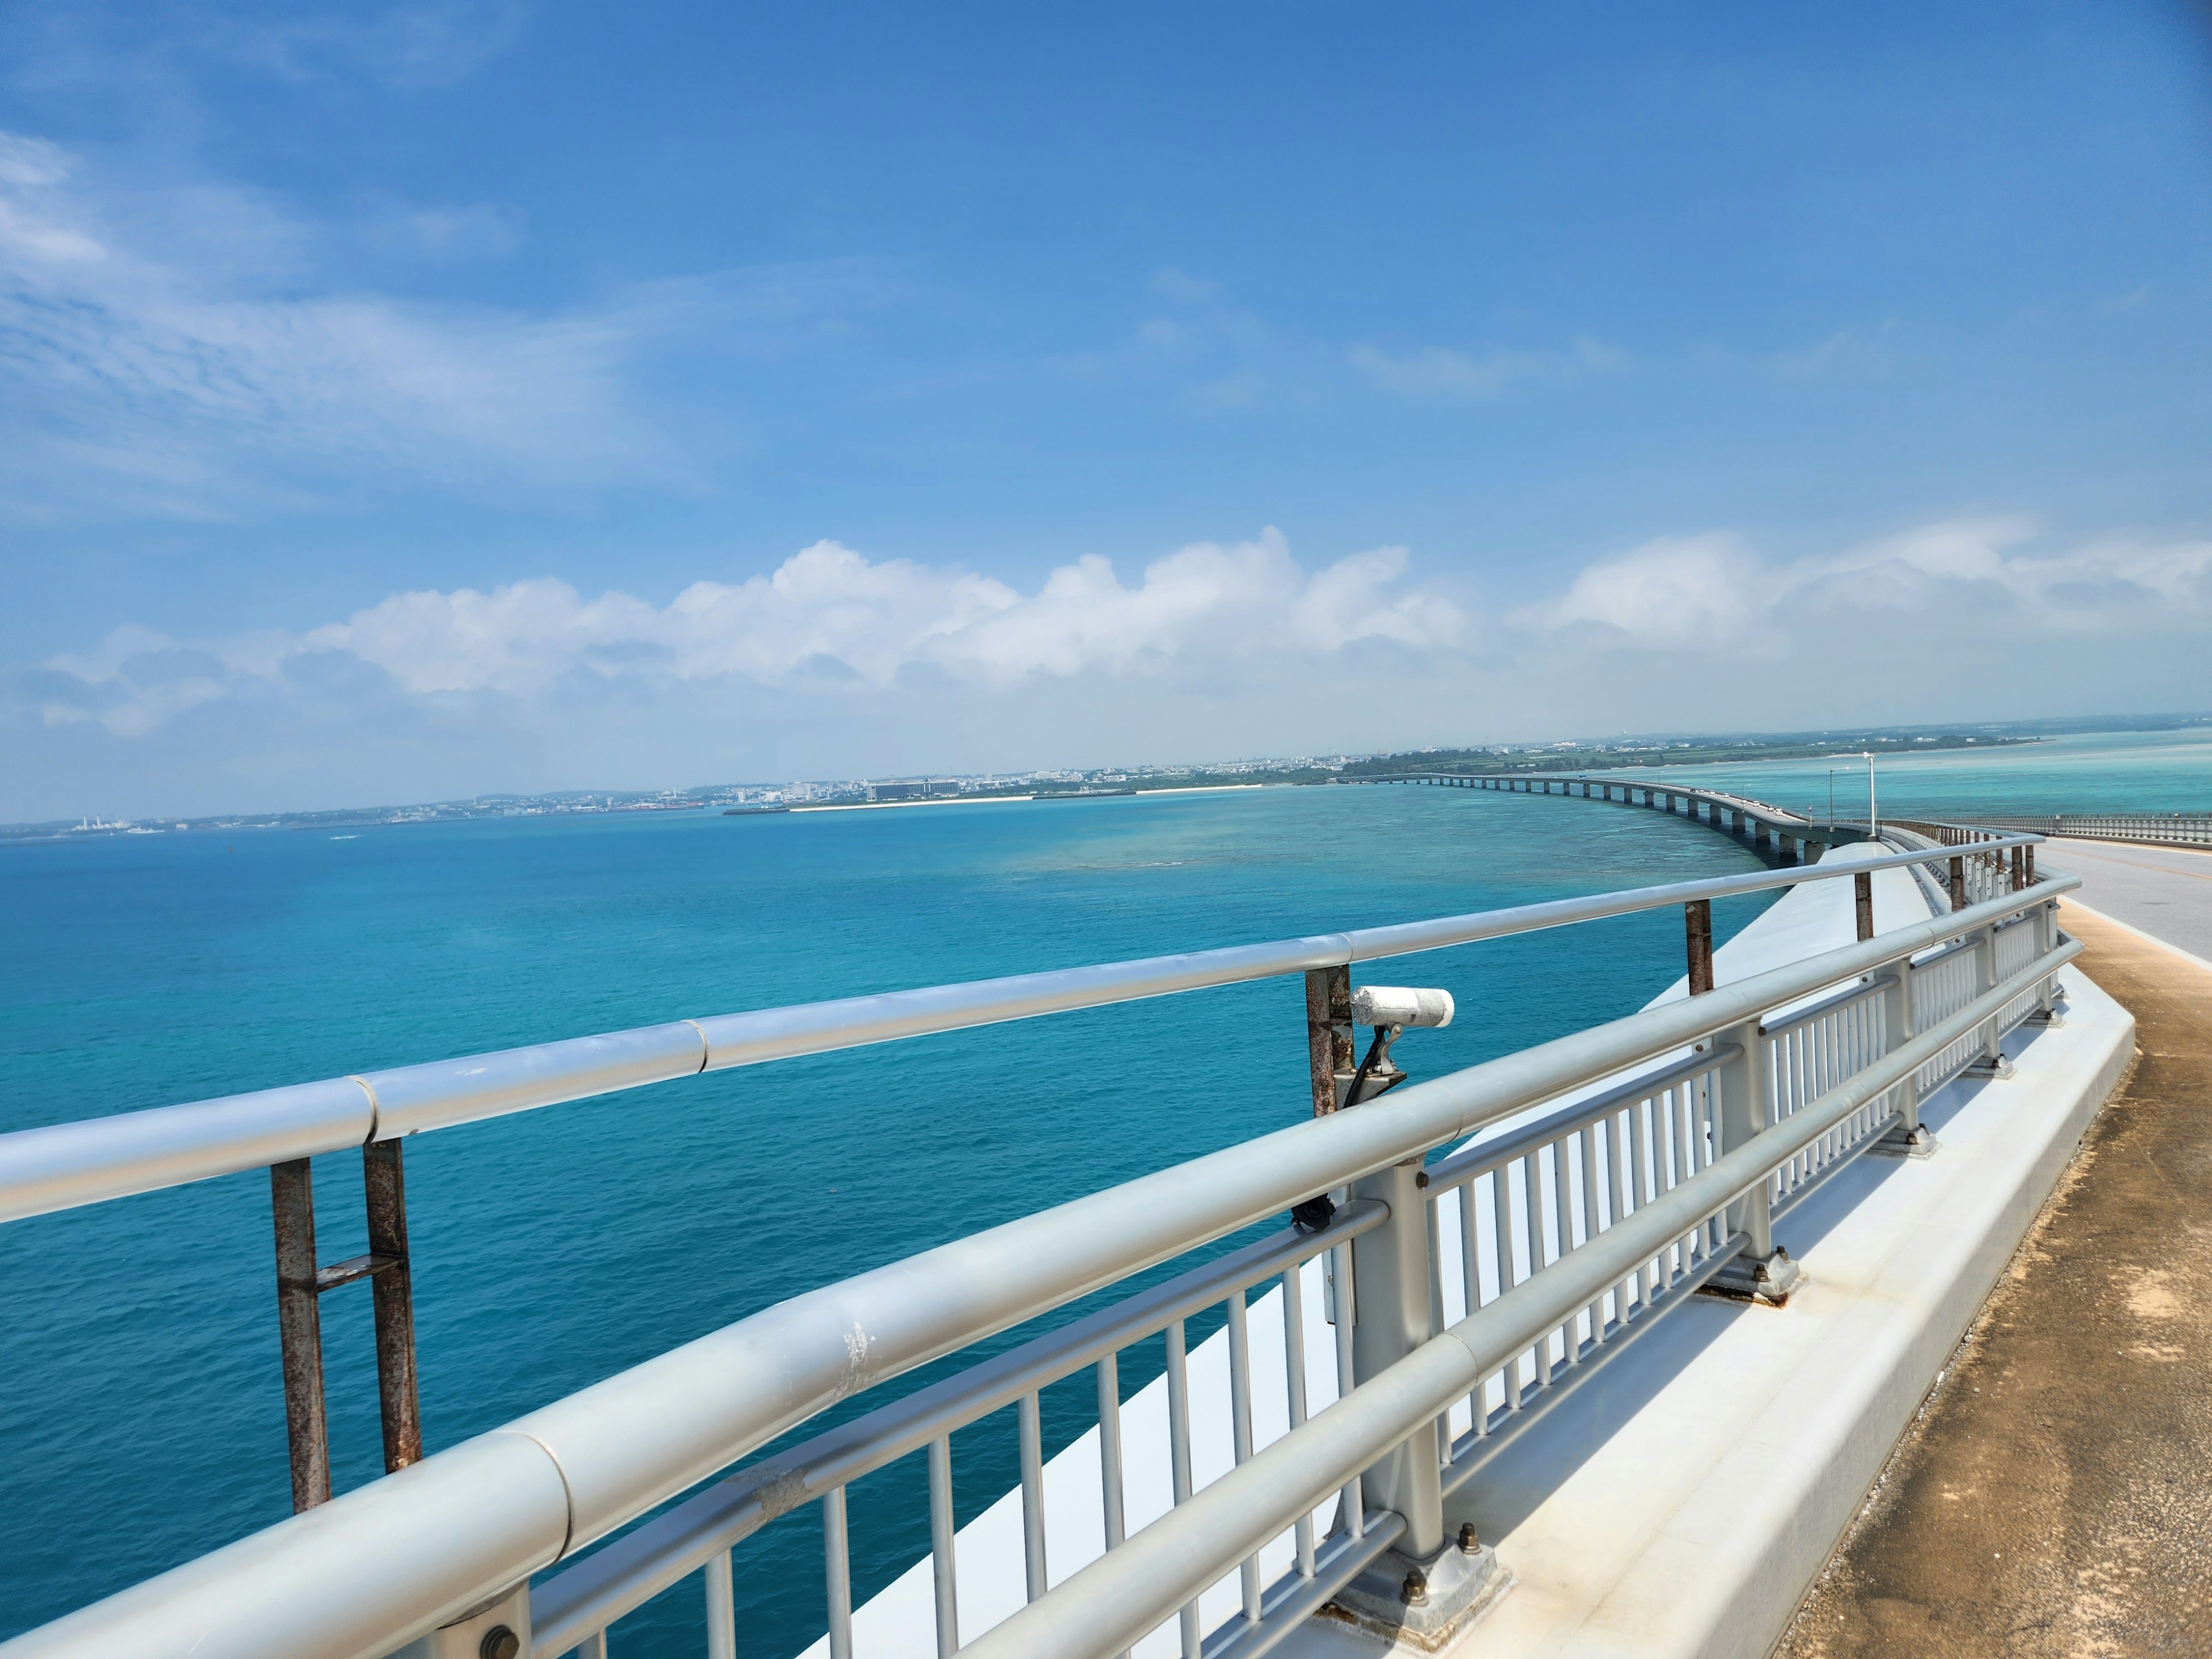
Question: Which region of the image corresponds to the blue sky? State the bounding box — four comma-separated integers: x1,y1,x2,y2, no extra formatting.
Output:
3,2,2210,817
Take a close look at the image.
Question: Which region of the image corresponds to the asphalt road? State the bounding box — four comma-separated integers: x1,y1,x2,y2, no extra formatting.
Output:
1773,906,2211,1658
2039,836,2212,965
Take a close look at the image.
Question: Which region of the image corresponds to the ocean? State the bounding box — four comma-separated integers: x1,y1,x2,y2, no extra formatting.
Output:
0,732,2203,1653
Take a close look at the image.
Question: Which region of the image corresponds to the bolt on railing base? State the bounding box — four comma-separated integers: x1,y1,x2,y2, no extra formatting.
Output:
1866,1120,1940,1159
1323,1535,1510,1653
392,1580,529,1659
2024,1008,2066,1029
1963,1053,2017,1081
1701,1245,1802,1307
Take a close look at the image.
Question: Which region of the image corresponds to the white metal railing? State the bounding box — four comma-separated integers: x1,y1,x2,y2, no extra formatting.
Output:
946,915,2070,1659
1,854,2076,1659
1939,811,2212,848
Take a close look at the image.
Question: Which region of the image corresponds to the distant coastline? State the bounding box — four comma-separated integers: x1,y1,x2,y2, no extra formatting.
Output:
6,715,2205,843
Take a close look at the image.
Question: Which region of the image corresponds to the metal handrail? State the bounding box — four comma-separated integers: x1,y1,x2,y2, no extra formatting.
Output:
529,1200,1391,1656
951,931,2083,1659
2,874,2073,1659
0,834,2046,1228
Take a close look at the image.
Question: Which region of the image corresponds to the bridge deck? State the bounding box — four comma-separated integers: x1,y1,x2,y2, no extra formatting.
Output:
1775,903,2212,1658
2041,836,2212,967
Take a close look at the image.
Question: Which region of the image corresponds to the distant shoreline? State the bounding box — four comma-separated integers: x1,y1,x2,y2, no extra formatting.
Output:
779,783,1270,814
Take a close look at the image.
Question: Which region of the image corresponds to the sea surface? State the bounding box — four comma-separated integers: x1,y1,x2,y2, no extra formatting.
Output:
0,732,2202,1653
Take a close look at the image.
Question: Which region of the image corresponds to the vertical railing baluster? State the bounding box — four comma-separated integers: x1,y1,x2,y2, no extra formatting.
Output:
1551,1143,1575,1369
1279,1262,1317,1577
1095,1354,1125,1552
1018,1391,1048,1603
1425,1192,1448,1334
1630,1095,1654,1306
1457,1182,1486,1434
1166,1320,1199,1659
1329,1244,1363,1536
823,1486,854,1659
1608,1112,1633,1328
1522,1152,1551,1385
1491,1168,1521,1411
705,1547,736,1659
930,1434,960,1657
578,1633,607,1659
1579,1125,1603,1347
1225,1290,1262,1625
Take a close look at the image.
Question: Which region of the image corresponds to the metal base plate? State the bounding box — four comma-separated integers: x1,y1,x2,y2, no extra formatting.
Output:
1965,1054,2017,1080
1701,1247,1802,1307
1324,1540,1511,1652
1866,1122,1940,1159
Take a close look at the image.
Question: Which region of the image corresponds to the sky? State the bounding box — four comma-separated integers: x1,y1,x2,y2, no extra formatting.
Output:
3,2,2211,819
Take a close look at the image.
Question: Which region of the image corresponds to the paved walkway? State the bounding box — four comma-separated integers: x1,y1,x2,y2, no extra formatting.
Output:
2040,836,2212,965
1772,903,2212,1658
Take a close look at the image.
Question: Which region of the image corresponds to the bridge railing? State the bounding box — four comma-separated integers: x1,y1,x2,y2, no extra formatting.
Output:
3,853,2077,1659
1934,812,2212,849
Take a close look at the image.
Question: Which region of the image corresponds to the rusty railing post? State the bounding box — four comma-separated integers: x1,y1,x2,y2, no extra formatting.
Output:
1305,964,1353,1116
1685,899,1714,995
364,1141,424,1472
1854,871,1874,942
1948,855,1967,912
271,1159,332,1512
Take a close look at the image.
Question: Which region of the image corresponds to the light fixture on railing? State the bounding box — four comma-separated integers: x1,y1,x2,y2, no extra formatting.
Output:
1339,984,1455,1110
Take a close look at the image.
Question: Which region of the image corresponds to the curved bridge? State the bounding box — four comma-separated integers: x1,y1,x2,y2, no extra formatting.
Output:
1363,772,1836,865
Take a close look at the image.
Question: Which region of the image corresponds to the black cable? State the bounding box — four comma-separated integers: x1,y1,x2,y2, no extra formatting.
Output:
1291,1025,1395,1234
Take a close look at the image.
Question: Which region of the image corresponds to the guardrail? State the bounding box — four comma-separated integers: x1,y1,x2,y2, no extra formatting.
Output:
1929,812,2212,849
2,838,2074,1659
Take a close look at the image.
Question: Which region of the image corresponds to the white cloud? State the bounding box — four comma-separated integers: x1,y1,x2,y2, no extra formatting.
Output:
18,531,1471,741
12,516,2212,821
1522,533,1772,647
305,529,1470,698
0,128,896,518
1520,517,2212,652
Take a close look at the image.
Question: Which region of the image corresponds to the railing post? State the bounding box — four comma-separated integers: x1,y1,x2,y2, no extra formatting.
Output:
1305,965,1353,1116
1854,872,1874,942
2028,895,2065,1025
1872,960,1936,1157
1344,1158,1442,1554
364,1141,424,1472
1708,1019,1798,1304
1948,855,1966,912
1684,900,1714,995
1331,1153,1498,1640
1964,922,2015,1079
271,1160,331,1512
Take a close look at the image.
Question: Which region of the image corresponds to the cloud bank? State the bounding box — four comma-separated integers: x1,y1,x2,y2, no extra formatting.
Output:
9,516,2210,820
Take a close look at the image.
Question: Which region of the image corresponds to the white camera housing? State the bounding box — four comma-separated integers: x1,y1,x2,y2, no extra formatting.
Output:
1349,985,1454,1030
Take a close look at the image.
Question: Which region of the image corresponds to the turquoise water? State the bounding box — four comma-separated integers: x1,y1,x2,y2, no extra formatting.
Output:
5,729,2208,1651
1605,726,2212,819
0,785,1785,1653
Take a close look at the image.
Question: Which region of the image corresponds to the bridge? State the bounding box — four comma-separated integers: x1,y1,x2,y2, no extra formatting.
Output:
1361,772,1838,866
0,805,2141,1659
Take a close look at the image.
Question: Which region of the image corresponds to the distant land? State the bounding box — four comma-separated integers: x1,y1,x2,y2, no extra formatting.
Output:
5,712,2207,843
